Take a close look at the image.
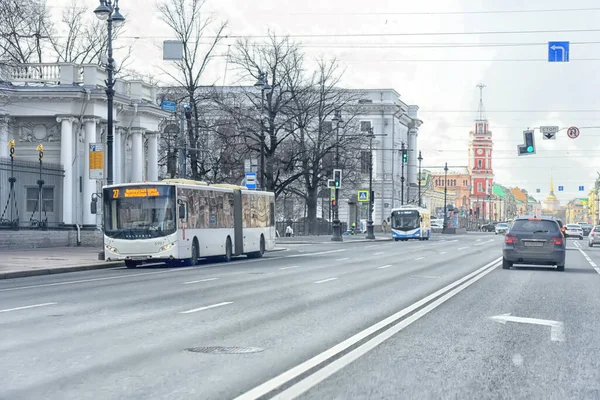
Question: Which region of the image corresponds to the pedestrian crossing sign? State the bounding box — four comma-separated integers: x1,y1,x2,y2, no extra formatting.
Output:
358,190,369,202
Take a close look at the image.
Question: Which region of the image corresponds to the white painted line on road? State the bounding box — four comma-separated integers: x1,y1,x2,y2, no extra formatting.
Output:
475,239,494,246
458,246,469,251
365,245,379,249
285,249,345,258
279,265,301,270
411,275,440,279
440,251,447,255
415,257,424,260
180,302,233,314
377,265,392,269
576,247,600,275
336,258,350,262
0,302,57,314
476,238,482,242
314,278,338,284
490,314,565,342
374,252,385,256
512,354,524,366
182,278,219,284
233,256,502,400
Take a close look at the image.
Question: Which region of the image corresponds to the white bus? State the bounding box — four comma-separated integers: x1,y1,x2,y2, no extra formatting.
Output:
95,179,275,268
390,205,432,241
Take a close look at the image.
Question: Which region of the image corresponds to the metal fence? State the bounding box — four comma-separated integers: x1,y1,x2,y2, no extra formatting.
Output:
0,157,64,230
276,220,348,237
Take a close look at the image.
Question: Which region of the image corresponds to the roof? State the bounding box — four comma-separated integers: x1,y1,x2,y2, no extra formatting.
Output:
424,166,470,176
511,188,528,202
493,184,506,198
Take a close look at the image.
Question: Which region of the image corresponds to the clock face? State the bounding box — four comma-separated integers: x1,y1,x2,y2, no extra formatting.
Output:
476,148,484,155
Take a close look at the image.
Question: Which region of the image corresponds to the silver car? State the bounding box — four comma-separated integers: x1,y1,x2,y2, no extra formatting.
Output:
588,225,600,247
565,224,584,240
503,216,566,271
495,222,509,235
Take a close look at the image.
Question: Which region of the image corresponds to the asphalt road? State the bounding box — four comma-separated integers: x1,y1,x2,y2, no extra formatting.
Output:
2,233,597,399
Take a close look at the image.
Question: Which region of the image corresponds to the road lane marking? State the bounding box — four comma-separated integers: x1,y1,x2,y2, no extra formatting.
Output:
475,239,494,246
440,251,447,255
314,278,338,284
411,275,439,279
279,265,301,270
512,354,524,366
180,302,233,314
0,302,57,313
233,257,502,400
576,248,600,274
490,314,565,342
182,278,218,284
476,239,482,242
415,257,424,260
377,265,392,269
336,258,350,262
285,249,344,258
458,246,469,250
365,245,379,249
374,252,384,256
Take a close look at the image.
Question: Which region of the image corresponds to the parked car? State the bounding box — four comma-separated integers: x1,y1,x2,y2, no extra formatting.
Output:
588,225,600,247
495,222,510,235
565,224,584,240
503,216,566,271
480,222,496,232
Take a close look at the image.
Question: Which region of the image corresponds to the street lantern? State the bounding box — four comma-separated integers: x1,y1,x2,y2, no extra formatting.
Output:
366,127,376,240
331,109,343,242
417,150,423,208
94,0,125,186
254,72,271,190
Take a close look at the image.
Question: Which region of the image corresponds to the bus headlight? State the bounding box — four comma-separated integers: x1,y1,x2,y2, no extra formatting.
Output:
105,245,119,254
160,243,175,252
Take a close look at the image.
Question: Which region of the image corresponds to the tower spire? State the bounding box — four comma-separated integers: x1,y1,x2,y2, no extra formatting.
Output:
550,174,555,195
476,83,486,121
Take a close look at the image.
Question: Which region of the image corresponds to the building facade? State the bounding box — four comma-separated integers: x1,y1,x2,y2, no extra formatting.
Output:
0,62,168,229
468,118,494,222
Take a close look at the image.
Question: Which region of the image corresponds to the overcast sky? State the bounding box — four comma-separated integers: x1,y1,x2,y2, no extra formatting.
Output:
53,0,600,204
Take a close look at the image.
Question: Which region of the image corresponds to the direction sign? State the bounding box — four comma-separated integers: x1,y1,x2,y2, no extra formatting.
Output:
548,41,569,62
358,190,369,203
160,100,177,113
579,186,585,191
89,143,104,180
245,172,257,190
540,126,558,140
558,186,564,192
567,126,580,139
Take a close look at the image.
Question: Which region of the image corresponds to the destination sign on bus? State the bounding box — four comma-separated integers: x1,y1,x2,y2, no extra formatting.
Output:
110,186,168,199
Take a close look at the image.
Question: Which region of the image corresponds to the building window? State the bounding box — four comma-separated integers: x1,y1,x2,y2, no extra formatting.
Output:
26,187,54,213
477,182,483,192
360,150,371,173
477,159,482,169
360,121,372,132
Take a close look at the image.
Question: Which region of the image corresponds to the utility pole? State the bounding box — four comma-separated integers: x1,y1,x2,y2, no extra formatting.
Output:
400,141,406,205
417,150,423,208
443,162,448,231
366,128,376,240
331,109,343,242
178,105,188,179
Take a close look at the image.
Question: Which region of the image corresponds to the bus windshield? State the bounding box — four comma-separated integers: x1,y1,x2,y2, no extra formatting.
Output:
392,209,420,231
103,185,176,239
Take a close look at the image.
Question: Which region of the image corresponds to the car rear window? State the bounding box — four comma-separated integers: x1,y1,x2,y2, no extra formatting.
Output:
596,225,600,230
566,225,581,229
511,220,560,233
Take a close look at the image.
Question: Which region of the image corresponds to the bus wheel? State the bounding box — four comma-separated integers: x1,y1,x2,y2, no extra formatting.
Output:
125,260,139,269
223,237,233,262
248,236,265,259
190,240,199,265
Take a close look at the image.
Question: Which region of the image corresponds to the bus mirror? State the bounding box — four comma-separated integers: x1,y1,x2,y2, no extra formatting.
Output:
178,204,186,219
90,198,97,215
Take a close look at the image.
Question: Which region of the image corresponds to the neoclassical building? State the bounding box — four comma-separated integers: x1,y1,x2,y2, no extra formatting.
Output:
0,63,168,228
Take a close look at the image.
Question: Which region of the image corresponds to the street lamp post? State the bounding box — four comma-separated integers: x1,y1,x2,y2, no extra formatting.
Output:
254,72,271,191
366,127,376,240
331,109,343,242
417,150,423,208
443,162,448,230
94,0,125,186
400,142,406,205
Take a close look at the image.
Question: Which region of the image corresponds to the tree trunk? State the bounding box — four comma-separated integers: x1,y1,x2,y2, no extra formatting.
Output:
306,186,318,235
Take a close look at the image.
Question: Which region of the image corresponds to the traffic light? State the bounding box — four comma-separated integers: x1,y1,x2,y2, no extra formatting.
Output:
402,148,408,163
518,130,536,155
333,169,342,188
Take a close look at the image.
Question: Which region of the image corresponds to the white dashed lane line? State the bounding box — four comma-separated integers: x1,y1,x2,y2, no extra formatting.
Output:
0,302,57,314
314,278,338,284
180,302,233,314
377,265,393,270
576,247,600,275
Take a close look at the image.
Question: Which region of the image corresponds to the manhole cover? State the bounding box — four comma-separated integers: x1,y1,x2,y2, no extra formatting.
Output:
184,346,264,354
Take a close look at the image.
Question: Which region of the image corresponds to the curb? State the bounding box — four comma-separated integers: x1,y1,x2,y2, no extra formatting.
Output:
0,261,124,280
277,238,394,245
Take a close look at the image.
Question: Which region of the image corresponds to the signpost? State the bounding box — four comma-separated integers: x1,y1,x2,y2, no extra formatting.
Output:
548,41,569,62
89,143,104,180
567,126,580,139
160,100,177,113
540,126,558,140
558,186,564,192
358,190,369,203
245,172,257,190
579,186,585,191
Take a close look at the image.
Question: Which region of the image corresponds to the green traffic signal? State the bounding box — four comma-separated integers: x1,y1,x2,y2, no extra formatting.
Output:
527,146,534,153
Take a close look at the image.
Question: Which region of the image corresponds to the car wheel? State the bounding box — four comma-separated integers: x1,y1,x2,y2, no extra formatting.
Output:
502,258,512,270
125,260,140,269
579,236,583,240
556,263,565,272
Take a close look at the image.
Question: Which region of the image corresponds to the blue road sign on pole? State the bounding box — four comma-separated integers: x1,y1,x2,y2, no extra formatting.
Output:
358,190,369,202
548,41,569,62
579,185,585,191
558,186,564,192
245,172,257,190
161,100,177,112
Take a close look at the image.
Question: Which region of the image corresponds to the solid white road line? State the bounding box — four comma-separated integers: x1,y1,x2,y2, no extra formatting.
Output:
377,265,392,269
180,302,233,314
440,251,447,255
415,257,424,260
233,257,502,400
336,258,350,262
458,246,469,251
365,245,379,249
314,278,338,284
285,249,345,258
182,278,219,284
374,252,385,256
0,302,57,314
279,265,301,270
576,248,600,274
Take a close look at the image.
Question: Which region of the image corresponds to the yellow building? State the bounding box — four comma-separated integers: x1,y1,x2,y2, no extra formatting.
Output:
588,190,598,225
543,176,560,213
565,198,588,224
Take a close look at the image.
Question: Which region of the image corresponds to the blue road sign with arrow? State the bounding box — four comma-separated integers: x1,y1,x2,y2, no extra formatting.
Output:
579,186,585,191
558,186,564,192
548,41,569,62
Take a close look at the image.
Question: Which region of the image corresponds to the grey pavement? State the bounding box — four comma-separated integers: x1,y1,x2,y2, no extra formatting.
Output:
1,235,594,399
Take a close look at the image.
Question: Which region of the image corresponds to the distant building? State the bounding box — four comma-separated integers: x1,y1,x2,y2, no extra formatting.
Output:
543,176,561,212
565,198,589,224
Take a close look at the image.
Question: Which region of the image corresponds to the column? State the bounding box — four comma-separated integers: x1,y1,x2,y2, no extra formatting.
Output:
146,131,159,181
58,116,76,225
114,127,122,184
131,128,144,182
83,118,99,226
0,116,9,158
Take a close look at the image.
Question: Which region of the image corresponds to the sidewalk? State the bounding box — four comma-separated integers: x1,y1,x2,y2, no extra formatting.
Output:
276,234,394,245
0,247,121,279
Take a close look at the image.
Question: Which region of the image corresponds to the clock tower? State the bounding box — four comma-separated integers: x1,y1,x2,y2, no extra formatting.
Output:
468,84,494,222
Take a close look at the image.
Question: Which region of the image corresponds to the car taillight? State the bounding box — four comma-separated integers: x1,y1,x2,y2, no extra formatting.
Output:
505,235,517,244
552,237,563,245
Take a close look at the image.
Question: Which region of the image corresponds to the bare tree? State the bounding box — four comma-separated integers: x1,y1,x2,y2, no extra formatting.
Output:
157,0,227,180
0,0,52,63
